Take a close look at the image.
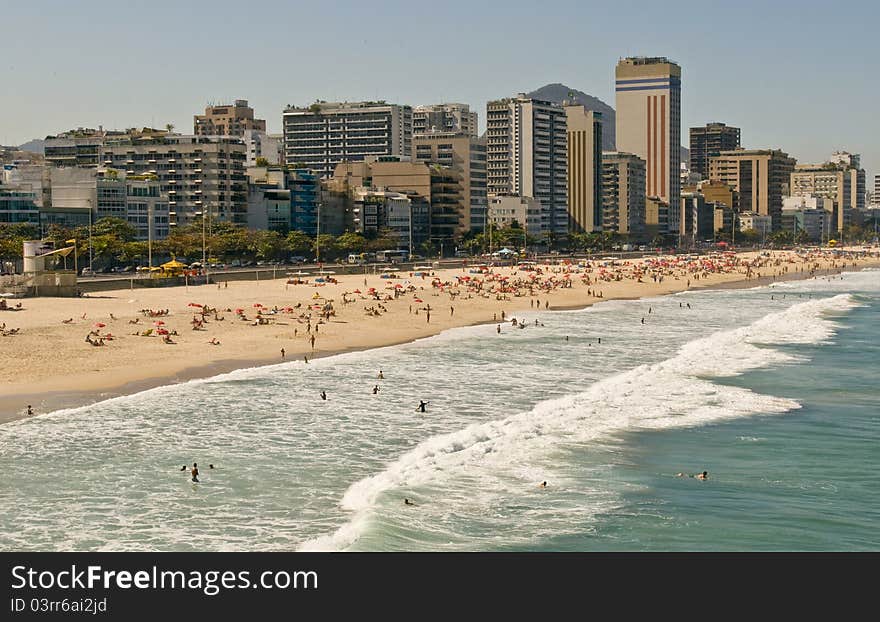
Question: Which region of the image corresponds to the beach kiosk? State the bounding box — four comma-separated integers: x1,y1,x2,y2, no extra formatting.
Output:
157,258,188,278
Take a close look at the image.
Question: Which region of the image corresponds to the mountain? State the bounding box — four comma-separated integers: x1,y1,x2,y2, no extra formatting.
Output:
527,83,616,151
526,83,689,163
16,139,45,154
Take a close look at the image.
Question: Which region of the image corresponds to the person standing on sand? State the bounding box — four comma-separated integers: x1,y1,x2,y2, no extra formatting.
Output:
310,334,316,349
27,405,33,416
281,348,285,359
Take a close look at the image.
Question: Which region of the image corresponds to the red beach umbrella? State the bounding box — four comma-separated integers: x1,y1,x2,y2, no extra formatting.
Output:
353,289,362,294
188,303,203,308
153,320,165,325
93,322,106,328
234,308,244,314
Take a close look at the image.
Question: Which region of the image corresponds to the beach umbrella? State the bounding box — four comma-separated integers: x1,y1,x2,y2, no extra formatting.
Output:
157,328,168,335
353,289,362,294
153,320,165,325
94,322,106,328
253,303,263,308
234,308,244,314
188,303,203,308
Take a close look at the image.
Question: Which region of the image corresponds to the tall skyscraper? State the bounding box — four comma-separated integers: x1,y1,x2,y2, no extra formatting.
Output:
486,96,568,236
689,123,741,180
565,105,603,233
615,57,681,236
282,101,413,178
413,104,478,138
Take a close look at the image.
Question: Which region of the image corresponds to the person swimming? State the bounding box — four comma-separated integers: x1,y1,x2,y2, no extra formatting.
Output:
190,462,199,483
372,385,380,394
209,464,215,469
404,498,415,506
539,481,547,488
378,370,385,379
180,465,187,471
416,400,428,412
320,390,327,400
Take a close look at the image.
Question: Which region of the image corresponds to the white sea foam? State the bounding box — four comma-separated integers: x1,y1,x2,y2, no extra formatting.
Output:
300,294,858,551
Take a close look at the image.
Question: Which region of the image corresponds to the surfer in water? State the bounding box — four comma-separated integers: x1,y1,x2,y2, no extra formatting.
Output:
190,462,200,483
416,400,428,412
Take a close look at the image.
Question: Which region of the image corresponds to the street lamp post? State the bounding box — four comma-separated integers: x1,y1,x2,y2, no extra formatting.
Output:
87,199,94,272
315,202,321,264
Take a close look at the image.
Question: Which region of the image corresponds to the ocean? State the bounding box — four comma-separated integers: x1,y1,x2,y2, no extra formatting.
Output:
1,269,877,552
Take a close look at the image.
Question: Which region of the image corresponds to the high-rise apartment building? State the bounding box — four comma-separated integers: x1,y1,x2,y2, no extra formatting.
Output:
282,101,413,179
413,104,478,138
194,100,266,137
243,130,282,167
709,149,796,230
873,175,880,207
565,105,603,233
790,164,855,232
412,132,487,234
689,123,741,181
602,152,646,238
615,57,681,236
486,96,568,236
100,135,247,228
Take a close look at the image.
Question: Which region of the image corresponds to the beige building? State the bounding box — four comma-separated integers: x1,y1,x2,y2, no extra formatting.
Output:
708,149,796,230
565,105,603,233
487,195,543,237
194,100,266,137
331,158,463,245
645,196,669,241
615,57,681,235
412,132,487,234
602,152,645,238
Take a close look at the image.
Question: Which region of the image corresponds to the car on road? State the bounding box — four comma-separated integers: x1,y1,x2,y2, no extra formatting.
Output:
289,256,307,264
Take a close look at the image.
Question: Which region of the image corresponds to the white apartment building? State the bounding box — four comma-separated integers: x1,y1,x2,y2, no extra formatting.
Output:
486,96,568,236
413,103,478,137
282,101,413,178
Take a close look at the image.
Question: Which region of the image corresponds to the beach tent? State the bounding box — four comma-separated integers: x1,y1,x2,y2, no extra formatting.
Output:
159,258,188,276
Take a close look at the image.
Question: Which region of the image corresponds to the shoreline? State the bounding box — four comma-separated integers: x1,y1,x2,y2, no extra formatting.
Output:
2,252,877,425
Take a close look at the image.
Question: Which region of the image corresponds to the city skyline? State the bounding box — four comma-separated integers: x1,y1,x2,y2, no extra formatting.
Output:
1,0,877,182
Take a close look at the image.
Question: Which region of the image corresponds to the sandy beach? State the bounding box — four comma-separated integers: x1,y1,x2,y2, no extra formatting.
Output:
2,247,878,423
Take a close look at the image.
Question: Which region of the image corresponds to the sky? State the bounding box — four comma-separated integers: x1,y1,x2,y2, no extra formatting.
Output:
1,0,877,182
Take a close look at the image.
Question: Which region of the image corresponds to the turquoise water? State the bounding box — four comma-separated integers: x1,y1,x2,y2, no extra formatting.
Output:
0,269,877,551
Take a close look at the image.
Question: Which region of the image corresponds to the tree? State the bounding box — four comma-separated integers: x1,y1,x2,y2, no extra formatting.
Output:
255,157,270,168
286,230,313,256
249,230,286,261
313,233,337,260
334,231,367,254
93,217,137,243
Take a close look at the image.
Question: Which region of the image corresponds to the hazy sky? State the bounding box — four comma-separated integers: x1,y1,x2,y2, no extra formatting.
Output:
2,0,877,181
